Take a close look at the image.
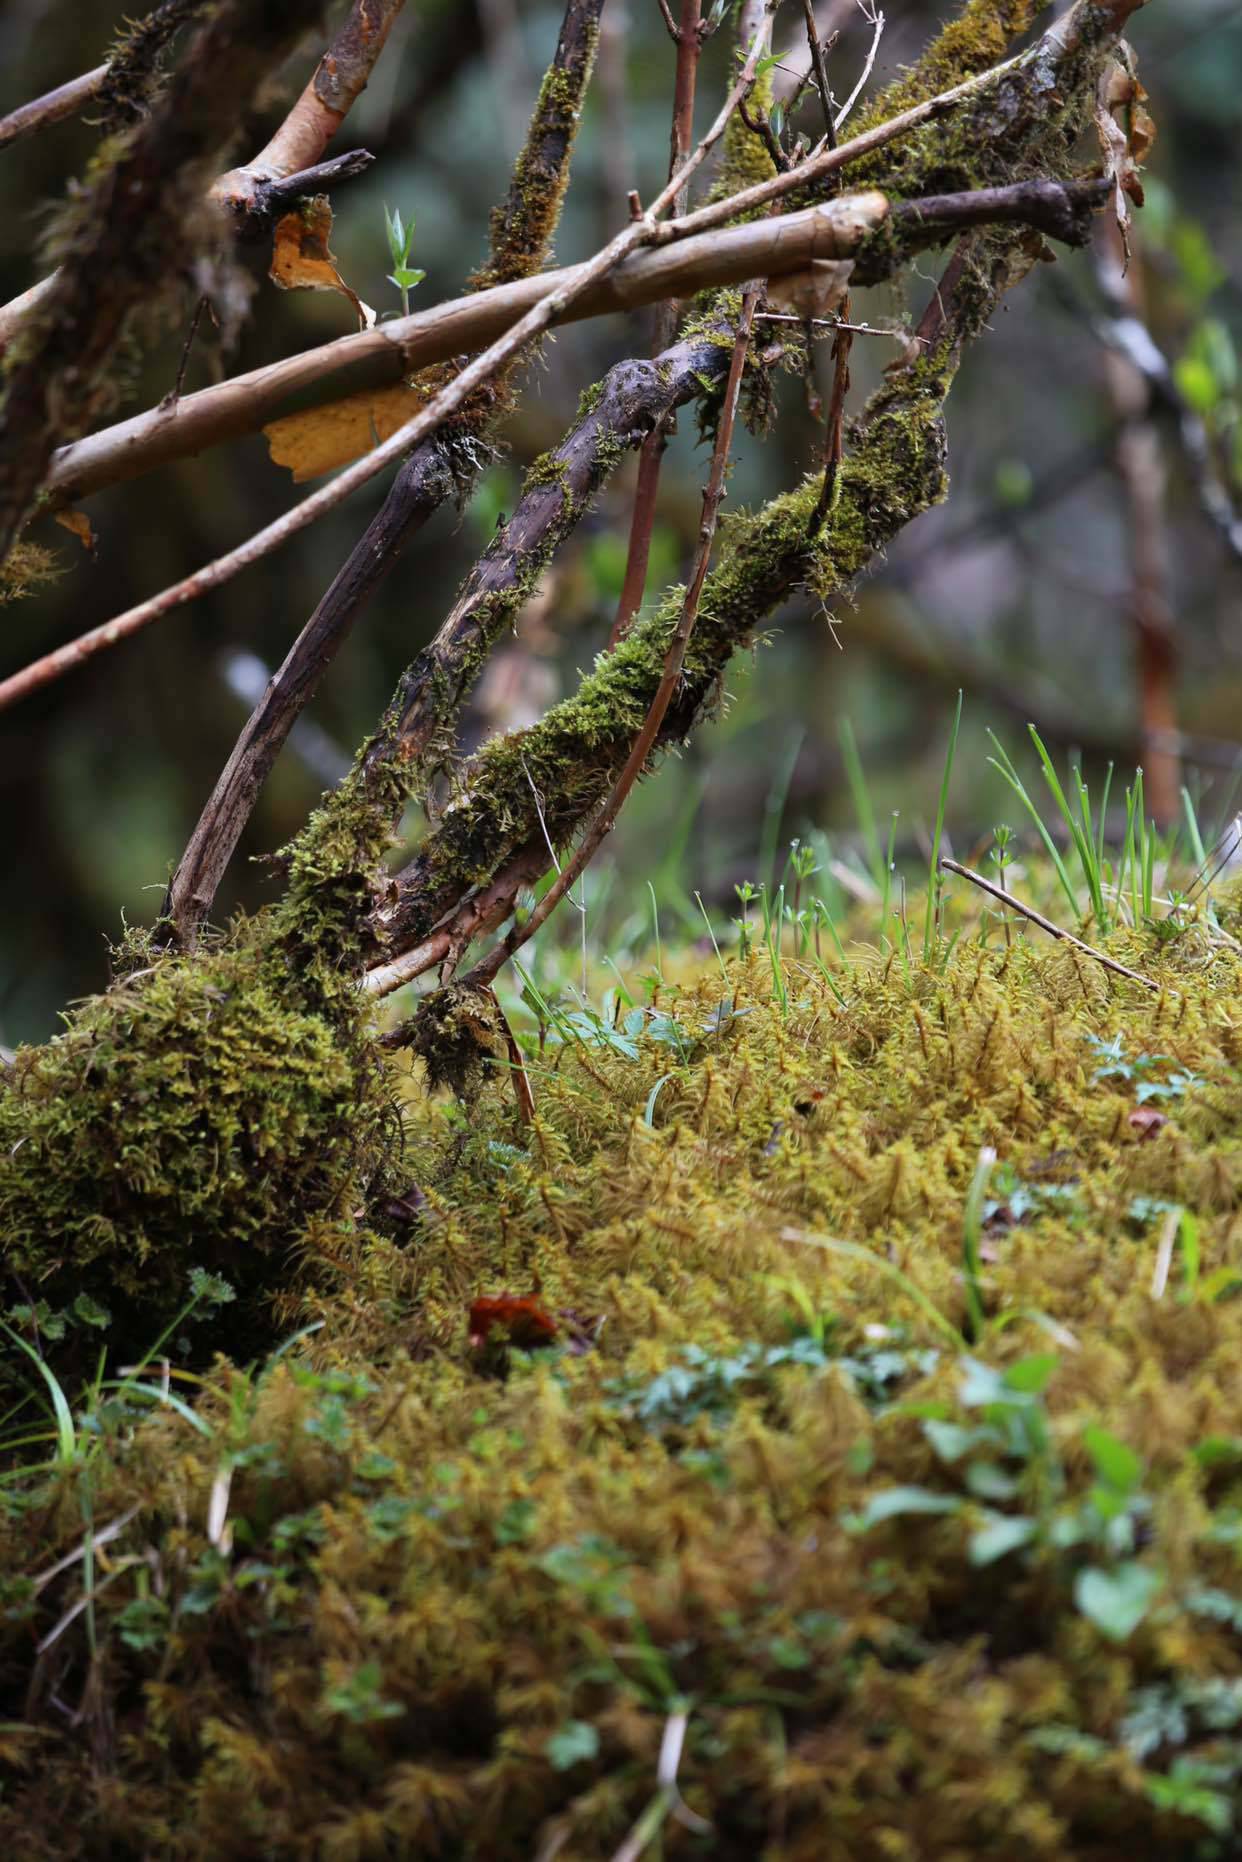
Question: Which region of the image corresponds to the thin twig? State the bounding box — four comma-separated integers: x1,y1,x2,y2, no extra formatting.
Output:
832,0,884,132
461,287,762,991
0,64,109,153
810,295,852,530
802,0,837,147
610,0,704,645
940,859,1163,992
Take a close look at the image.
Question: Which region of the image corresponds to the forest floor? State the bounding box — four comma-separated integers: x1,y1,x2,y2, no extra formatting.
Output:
4,821,1242,1859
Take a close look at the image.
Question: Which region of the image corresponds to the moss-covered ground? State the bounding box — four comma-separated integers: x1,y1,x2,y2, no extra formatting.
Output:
4,829,1242,1858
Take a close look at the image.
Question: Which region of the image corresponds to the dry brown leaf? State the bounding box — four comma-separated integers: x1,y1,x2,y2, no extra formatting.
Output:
54,507,95,552
269,195,373,330
263,380,428,482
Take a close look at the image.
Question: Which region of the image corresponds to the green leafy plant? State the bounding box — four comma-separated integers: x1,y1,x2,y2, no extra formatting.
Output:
382,203,426,316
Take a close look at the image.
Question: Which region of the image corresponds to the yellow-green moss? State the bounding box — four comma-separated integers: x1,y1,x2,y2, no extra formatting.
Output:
6,917,1242,1855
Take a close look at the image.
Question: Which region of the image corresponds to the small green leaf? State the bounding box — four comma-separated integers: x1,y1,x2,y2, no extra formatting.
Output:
1074,1562,1159,1641
1004,1353,1059,1395
1082,1425,1142,1493
969,1515,1037,1566
850,1486,962,1531
547,1721,600,1770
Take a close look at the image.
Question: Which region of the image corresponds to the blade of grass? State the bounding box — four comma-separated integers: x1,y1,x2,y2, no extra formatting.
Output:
923,689,962,964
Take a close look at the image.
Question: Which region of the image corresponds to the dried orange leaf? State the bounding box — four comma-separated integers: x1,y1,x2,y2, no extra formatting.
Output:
269,195,373,330
263,381,428,482
54,507,95,552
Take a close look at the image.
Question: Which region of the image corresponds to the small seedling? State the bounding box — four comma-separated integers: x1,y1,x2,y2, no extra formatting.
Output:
383,204,426,316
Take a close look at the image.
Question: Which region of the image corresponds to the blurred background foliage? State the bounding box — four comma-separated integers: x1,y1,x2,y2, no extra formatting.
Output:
1,0,1240,1041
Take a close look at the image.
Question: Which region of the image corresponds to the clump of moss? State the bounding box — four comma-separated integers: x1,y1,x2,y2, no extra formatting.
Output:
0,928,394,1368
6,914,1242,1856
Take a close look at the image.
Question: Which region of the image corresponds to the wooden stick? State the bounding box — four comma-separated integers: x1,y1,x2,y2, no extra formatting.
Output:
940,859,1162,992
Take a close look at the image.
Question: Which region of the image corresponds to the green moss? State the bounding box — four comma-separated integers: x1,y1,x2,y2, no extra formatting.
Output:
8,921,1242,1854
0,928,396,1374
0,538,60,603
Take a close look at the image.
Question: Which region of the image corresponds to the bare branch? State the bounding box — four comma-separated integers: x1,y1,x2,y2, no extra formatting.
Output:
0,65,109,154
940,861,1162,991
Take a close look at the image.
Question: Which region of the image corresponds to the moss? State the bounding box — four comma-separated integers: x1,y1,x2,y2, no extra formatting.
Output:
94,0,208,134
468,30,601,294
8,920,1242,1854
0,538,60,603
0,930,396,1380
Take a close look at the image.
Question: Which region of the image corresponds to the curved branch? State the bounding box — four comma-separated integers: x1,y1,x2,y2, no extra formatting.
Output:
213,0,407,218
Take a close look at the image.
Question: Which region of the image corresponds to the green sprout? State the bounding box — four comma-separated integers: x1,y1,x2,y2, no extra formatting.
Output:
383,204,426,316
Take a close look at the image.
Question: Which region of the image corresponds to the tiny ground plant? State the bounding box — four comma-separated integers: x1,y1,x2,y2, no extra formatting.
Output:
382,203,425,316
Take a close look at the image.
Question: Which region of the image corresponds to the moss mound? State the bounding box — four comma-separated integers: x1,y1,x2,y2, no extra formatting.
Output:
0,933,392,1360
5,917,1242,1857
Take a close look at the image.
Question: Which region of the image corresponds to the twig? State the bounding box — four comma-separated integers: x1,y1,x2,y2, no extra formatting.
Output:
461,287,762,991
802,0,837,147
162,295,210,408
0,64,109,153
610,0,703,646
832,0,884,131
809,297,852,530
940,859,1162,992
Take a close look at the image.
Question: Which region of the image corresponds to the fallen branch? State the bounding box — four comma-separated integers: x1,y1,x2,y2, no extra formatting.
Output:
939,858,1162,991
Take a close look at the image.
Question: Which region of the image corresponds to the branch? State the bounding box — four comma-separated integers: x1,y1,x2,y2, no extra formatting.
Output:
223,0,408,218
162,0,607,948
42,192,888,511
0,170,1120,716
0,66,109,153
464,287,763,991
0,0,318,565
611,0,705,643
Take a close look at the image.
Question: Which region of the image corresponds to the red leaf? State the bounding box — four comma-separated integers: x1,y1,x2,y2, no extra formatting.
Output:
468,1295,558,1350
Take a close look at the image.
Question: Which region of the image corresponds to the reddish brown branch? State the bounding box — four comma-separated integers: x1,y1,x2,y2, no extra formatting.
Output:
463,287,762,991
213,0,406,216
610,0,704,646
